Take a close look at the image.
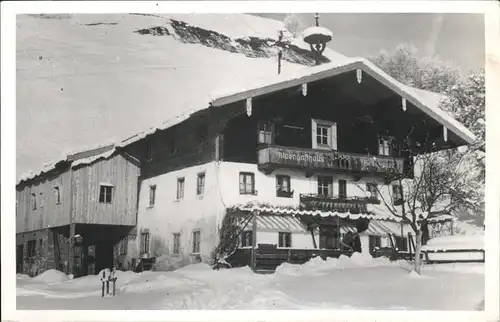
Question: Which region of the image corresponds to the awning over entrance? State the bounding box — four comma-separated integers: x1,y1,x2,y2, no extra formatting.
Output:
255,215,308,233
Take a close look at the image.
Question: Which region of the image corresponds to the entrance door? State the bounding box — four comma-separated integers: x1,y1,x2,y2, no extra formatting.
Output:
16,244,24,273
95,244,114,273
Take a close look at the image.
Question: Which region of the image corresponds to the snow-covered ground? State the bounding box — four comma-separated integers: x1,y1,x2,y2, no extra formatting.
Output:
423,231,484,251
17,253,484,310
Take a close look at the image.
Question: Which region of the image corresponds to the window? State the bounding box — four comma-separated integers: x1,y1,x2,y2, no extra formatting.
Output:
378,136,393,156
53,186,61,204
173,233,181,255
192,230,201,254
196,172,205,195
27,240,36,258
119,237,128,255
99,185,113,203
392,185,403,203
394,236,408,251
317,176,333,197
369,235,381,251
338,180,347,198
31,193,37,210
239,172,255,195
258,121,274,144
176,178,185,200
140,232,150,254
276,175,292,197
316,124,329,146
241,230,253,247
39,193,44,208
149,185,156,207
278,232,292,248
366,183,379,199
312,119,337,150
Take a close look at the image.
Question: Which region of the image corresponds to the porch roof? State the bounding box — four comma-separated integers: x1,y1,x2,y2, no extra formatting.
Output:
255,215,308,233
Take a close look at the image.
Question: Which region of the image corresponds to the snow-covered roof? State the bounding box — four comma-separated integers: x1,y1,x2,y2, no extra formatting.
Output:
17,13,345,181
302,26,333,39
209,57,476,145
17,143,118,185
17,13,476,185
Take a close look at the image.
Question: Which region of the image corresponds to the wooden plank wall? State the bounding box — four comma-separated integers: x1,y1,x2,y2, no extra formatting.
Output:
16,170,72,233
72,154,140,226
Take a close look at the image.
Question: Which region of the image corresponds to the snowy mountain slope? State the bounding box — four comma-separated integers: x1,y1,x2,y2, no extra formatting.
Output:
16,13,346,179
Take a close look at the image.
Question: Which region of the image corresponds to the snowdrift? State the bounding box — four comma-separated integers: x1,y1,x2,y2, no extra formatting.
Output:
275,252,404,277
32,269,69,283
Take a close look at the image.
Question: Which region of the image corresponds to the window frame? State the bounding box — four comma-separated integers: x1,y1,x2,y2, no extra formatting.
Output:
317,176,333,198
378,135,394,156
196,172,206,196
239,172,255,195
99,184,114,204
276,175,292,198
257,121,274,145
119,237,128,255
241,230,253,247
312,119,337,151
338,180,347,199
148,185,156,207
192,230,201,254
176,177,185,200
31,193,37,210
53,186,61,204
27,240,36,258
278,232,292,248
140,232,150,254
173,233,181,255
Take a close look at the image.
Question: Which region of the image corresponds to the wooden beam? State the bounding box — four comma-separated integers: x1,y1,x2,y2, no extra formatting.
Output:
251,210,258,272
68,223,75,275
246,98,252,117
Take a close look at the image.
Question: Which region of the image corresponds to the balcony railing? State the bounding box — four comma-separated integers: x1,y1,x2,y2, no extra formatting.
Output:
257,145,405,177
299,193,380,213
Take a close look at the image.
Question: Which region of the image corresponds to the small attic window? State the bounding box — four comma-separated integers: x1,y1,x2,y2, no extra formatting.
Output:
99,184,114,203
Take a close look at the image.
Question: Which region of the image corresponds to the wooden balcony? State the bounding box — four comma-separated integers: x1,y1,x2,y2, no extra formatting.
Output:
257,145,405,178
299,193,380,213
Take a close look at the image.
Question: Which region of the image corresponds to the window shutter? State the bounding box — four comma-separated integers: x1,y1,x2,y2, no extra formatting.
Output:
331,123,338,150
311,119,318,149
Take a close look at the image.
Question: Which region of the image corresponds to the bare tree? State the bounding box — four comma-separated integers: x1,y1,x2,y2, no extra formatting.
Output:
358,129,478,274
283,14,303,38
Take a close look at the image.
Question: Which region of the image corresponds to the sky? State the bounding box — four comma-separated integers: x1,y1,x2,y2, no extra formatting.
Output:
255,13,485,75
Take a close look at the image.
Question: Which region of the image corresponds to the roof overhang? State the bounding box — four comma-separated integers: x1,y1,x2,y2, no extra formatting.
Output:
210,57,476,146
